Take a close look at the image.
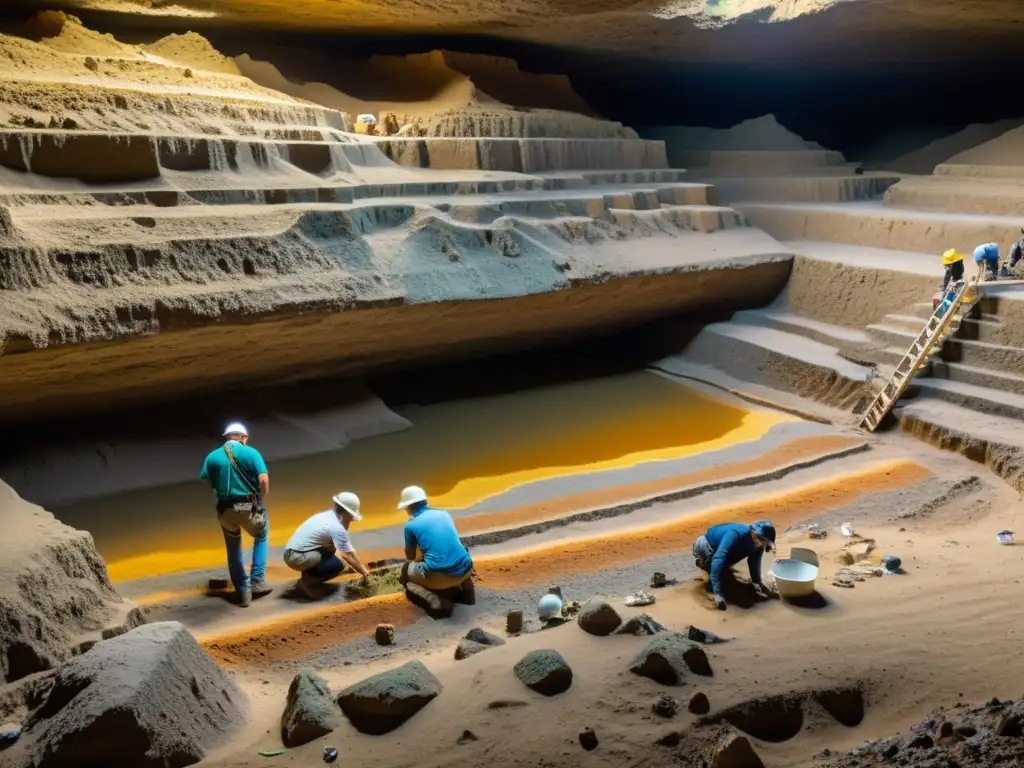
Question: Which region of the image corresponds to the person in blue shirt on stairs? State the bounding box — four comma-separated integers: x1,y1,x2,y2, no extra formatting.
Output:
692,520,776,610
199,422,272,607
397,486,475,609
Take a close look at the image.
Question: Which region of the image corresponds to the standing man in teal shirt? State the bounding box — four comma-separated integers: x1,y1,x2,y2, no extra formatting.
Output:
199,422,273,607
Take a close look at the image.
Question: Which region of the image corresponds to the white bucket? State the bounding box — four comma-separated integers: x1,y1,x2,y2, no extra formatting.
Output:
771,558,819,601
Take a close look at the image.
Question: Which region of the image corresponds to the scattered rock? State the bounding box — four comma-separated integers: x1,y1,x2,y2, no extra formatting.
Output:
687,626,726,644
486,699,528,710
513,650,573,696
656,731,682,747
579,727,598,750
561,600,582,618
465,628,505,647
337,660,442,735
997,713,1024,737
457,729,479,745
908,733,934,749
629,633,712,685
651,572,667,588
711,732,765,768
184,67,194,78
689,692,711,715
506,610,524,634
577,598,622,636
882,554,902,571
24,622,246,767
615,613,667,636
374,624,395,646
84,56,98,71
652,695,678,718
547,585,563,599
454,639,491,660
281,669,339,747
832,578,855,589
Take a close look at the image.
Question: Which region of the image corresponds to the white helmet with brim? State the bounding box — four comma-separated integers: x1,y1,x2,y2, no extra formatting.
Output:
222,422,248,437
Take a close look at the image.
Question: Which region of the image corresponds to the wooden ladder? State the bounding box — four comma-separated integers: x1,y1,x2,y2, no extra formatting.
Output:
860,280,978,432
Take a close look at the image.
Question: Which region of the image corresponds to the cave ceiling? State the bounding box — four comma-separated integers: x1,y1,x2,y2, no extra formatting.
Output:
5,0,1023,65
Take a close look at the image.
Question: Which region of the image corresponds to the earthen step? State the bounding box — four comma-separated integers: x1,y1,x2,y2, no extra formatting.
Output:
943,337,1024,372
739,201,1024,255
884,176,1024,216
930,360,1024,396
731,308,871,348
913,377,1024,422
701,174,898,205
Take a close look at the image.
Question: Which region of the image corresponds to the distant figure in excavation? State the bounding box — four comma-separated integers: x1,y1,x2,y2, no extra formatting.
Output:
692,520,776,610
398,486,475,605
199,422,272,607
972,242,1003,283
1009,229,1024,271
941,248,965,292
283,491,371,599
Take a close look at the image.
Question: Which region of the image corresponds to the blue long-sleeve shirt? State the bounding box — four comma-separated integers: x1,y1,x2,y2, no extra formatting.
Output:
404,506,473,577
705,522,764,595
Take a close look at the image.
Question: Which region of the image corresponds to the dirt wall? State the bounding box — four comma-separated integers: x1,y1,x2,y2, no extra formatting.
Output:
0,259,791,422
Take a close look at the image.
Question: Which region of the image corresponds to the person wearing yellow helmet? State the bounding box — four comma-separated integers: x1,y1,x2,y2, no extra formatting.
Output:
941,248,965,291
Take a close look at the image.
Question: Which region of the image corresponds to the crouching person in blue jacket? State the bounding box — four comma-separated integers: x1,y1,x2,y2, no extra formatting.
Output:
692,520,777,610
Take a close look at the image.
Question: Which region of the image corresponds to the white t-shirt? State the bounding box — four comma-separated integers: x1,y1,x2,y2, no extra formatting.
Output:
285,511,355,555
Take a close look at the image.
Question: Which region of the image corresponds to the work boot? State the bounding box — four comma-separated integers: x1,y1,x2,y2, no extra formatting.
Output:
238,587,252,608
297,573,326,600
458,577,476,606
250,580,273,598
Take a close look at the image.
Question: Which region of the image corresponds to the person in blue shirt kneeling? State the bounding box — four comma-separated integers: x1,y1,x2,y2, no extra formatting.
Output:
692,520,776,610
397,486,475,607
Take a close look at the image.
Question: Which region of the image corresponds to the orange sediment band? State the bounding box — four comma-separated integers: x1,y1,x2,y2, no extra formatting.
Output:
472,459,932,590
200,592,419,666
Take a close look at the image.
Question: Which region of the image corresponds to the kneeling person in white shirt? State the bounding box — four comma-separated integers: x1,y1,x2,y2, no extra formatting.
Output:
284,491,370,598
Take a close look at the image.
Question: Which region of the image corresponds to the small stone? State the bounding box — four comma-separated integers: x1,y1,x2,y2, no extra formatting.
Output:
578,727,598,751
615,613,667,636
711,732,764,768
688,692,710,715
997,713,1024,737
687,626,726,644
577,598,622,636
184,68,194,78
281,669,338,747
907,733,934,749
939,722,953,738
374,624,395,646
506,610,523,634
561,601,581,618
882,555,902,571
650,572,667,588
988,697,1004,708
84,56,98,71
651,695,677,718
465,628,505,647
656,731,681,747
101,625,126,640
630,633,712,685
457,729,478,745
547,585,563,599
454,639,491,660
513,649,572,696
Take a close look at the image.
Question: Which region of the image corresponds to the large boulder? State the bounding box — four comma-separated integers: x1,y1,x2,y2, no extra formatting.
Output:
337,661,441,735
22,622,246,768
513,650,573,696
0,483,121,683
281,669,339,747
577,599,622,636
629,633,712,685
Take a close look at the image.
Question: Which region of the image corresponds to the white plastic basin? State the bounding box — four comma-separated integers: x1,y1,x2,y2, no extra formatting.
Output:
771,558,819,600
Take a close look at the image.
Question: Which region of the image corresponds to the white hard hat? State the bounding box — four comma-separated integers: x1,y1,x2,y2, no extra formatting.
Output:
538,593,563,621
222,422,248,437
397,485,427,510
332,491,362,521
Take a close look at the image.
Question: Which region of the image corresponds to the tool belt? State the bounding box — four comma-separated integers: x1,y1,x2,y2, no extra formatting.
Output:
220,443,266,528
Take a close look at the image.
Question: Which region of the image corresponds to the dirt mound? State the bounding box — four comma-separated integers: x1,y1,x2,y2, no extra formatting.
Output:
878,119,1024,174
144,32,242,75
0,480,121,684
945,123,1024,166
641,114,823,152
24,11,134,58
704,686,865,743
824,696,1024,767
